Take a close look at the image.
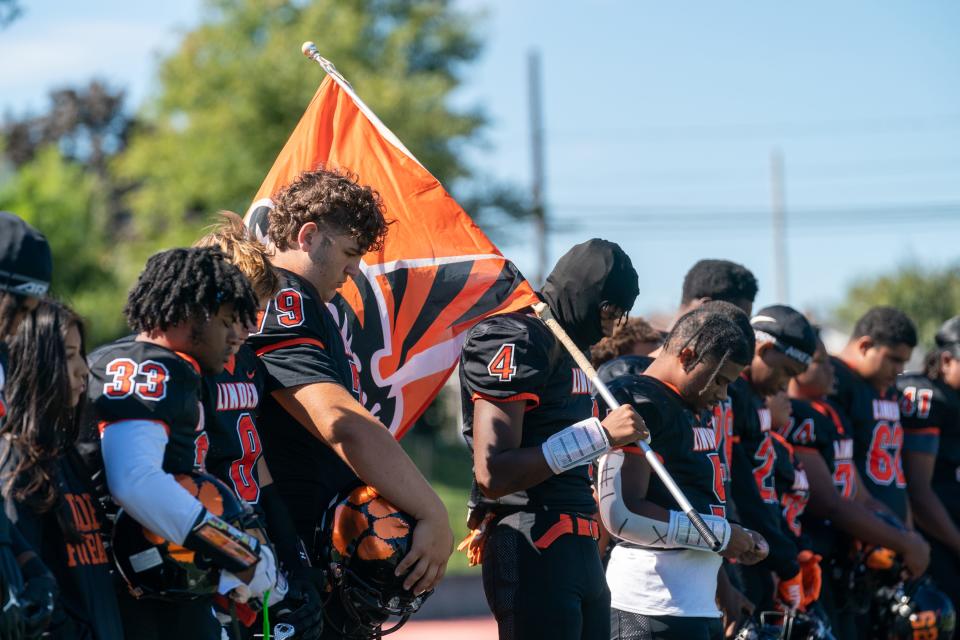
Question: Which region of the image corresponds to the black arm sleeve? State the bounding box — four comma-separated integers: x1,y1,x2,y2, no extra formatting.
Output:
260,483,307,572
730,442,800,578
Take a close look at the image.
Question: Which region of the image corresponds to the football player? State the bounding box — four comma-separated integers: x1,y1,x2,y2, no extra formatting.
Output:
597,305,767,640
459,239,647,640
89,248,283,640
195,215,323,638
788,335,929,639
727,305,818,613
0,211,59,639
830,308,916,524
898,316,960,611
244,169,453,635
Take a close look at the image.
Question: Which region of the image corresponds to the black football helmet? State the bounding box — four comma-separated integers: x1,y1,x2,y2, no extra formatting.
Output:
833,512,907,613
872,577,956,640
736,610,835,640
112,472,262,600
319,485,430,638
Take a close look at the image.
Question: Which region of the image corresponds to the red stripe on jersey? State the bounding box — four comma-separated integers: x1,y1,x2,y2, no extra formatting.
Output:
255,337,326,357
471,391,540,411
223,354,236,375
98,419,171,437
794,445,819,454
905,426,940,436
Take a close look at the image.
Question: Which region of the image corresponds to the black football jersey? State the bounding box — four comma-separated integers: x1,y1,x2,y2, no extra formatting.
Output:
596,354,654,386
830,358,907,521
787,399,857,500
203,345,266,505
605,375,727,518
594,355,737,519
245,268,362,542
769,432,810,541
460,312,598,513
898,372,960,517
87,340,206,474
728,377,801,578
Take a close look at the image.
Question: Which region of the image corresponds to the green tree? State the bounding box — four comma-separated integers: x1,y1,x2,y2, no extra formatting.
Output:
118,0,497,246
834,263,960,349
0,146,126,345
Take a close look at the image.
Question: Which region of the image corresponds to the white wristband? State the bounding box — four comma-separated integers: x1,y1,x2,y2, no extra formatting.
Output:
542,417,611,474
667,510,731,552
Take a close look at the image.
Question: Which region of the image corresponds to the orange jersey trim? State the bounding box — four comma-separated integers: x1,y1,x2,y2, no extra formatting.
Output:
255,337,326,357
98,419,171,438
905,426,941,436
470,391,540,411
795,445,820,454
173,351,201,375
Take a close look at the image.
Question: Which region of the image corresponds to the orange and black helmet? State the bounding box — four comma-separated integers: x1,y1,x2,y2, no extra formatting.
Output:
112,472,260,601
321,485,429,637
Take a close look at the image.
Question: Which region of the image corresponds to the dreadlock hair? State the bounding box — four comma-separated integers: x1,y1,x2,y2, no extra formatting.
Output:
195,211,280,302
851,306,918,349
591,316,664,367
663,305,755,379
681,259,758,306
0,300,86,540
124,247,259,334
268,167,391,253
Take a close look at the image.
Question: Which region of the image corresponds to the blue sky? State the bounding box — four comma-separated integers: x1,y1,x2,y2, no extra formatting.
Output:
4,1,959,321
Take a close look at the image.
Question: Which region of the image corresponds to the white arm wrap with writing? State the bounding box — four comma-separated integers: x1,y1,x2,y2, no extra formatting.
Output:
597,450,731,552
542,416,611,474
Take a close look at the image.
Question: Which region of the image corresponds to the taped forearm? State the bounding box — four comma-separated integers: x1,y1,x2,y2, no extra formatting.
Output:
597,451,731,552
101,420,204,544
542,417,611,474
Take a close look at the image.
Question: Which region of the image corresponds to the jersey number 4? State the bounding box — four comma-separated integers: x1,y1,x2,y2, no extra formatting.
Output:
104,358,169,401
487,344,517,381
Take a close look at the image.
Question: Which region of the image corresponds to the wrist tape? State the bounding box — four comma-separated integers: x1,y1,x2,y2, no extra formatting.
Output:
542,417,610,474
667,510,732,552
184,510,261,573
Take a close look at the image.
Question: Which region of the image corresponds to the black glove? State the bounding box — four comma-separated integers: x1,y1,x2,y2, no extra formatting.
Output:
273,567,324,640
19,575,55,639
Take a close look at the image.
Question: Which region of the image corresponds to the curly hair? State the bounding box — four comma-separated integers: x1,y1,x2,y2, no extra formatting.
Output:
195,211,279,302
268,168,391,253
591,316,664,367
124,247,259,334
1,300,86,539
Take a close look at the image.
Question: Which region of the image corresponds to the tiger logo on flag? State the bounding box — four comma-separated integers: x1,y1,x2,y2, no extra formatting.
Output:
246,60,536,438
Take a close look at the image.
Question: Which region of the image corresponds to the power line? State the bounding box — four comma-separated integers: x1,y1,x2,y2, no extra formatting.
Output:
548,113,960,143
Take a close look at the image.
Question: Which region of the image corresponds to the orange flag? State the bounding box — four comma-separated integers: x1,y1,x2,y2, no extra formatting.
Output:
247,61,537,438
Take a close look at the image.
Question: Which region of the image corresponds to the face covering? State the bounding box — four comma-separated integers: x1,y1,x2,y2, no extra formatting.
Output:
540,238,639,350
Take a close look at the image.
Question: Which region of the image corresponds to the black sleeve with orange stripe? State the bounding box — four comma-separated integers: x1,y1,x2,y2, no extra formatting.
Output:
460,314,550,408
248,286,348,392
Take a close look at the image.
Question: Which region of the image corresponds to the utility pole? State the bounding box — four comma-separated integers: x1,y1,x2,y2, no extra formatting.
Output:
528,49,548,286
770,148,789,304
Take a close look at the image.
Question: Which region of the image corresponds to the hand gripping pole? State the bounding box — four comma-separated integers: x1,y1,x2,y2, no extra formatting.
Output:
532,302,723,552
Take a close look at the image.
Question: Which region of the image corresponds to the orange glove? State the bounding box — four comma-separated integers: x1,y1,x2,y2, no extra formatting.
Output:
798,550,822,608
777,570,804,611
